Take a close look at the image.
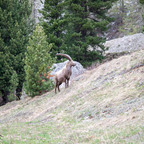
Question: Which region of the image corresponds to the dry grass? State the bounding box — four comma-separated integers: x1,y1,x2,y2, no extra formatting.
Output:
0,49,144,143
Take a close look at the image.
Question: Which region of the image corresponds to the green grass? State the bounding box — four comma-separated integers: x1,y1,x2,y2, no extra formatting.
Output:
0,120,144,144
0,122,64,144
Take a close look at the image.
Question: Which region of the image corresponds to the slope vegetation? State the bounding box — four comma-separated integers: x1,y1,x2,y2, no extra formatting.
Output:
0,49,144,144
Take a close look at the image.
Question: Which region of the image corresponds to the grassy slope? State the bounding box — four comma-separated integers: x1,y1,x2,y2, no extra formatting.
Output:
0,49,144,144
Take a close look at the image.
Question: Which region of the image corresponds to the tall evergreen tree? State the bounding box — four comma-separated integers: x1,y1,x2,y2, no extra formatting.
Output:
64,0,118,66
24,25,54,97
40,0,118,66
0,36,18,104
40,0,66,59
0,0,33,103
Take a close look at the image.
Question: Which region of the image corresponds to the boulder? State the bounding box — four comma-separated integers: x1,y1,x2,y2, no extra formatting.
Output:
105,33,144,54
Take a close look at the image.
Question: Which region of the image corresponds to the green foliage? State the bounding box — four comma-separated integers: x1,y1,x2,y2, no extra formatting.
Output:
140,0,144,32
0,51,18,103
0,0,33,103
24,25,55,97
40,0,66,59
0,53,12,93
9,71,18,93
140,0,144,4
41,0,118,66
63,0,118,66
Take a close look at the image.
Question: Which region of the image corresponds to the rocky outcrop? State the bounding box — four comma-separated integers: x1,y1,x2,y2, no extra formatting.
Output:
105,33,144,54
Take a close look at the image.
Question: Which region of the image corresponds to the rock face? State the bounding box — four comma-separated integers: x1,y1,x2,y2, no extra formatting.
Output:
30,0,44,23
51,61,85,80
105,33,144,53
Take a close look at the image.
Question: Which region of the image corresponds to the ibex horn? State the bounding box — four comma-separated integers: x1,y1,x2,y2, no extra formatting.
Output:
56,53,72,61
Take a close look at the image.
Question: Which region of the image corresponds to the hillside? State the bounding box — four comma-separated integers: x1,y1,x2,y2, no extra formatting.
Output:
0,49,144,143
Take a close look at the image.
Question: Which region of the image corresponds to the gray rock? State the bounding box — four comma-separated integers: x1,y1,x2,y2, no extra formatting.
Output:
30,0,44,23
105,33,144,53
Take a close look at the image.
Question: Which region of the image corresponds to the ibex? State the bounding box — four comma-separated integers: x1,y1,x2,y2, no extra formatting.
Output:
55,54,76,93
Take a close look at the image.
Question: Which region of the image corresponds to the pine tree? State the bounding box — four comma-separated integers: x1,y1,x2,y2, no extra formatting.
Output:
0,36,18,104
40,0,118,66
64,0,118,66
24,25,54,97
0,0,33,102
40,0,66,59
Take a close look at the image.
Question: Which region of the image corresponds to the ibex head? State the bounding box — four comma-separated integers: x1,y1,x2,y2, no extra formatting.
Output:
56,53,76,67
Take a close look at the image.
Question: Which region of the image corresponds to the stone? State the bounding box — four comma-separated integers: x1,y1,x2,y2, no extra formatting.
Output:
105,33,144,54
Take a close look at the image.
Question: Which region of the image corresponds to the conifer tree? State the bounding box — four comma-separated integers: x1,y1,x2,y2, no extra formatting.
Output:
24,25,54,97
0,0,33,102
0,36,18,104
40,0,118,66
40,0,66,58
64,0,118,66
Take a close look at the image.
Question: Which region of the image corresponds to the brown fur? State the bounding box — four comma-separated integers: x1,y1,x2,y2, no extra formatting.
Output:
55,54,76,94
